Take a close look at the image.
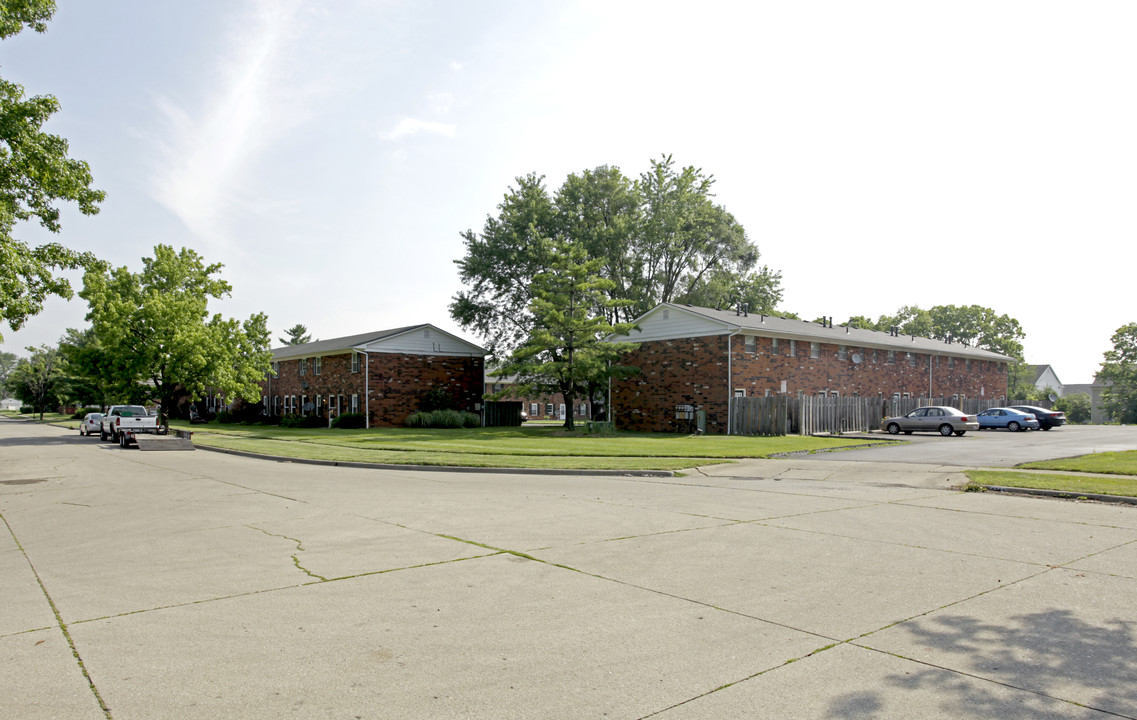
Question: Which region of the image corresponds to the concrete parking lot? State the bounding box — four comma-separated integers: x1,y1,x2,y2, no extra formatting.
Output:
2,417,1136,719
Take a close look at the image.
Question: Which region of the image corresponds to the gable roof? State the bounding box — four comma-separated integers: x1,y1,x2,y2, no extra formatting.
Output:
1027,364,1061,386
271,324,485,360
627,304,1013,362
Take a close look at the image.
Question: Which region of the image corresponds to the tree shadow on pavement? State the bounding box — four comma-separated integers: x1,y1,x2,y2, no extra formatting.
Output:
0,435,90,447
827,610,1137,718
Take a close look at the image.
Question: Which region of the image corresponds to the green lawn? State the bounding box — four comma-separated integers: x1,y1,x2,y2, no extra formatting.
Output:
965,470,1137,499
1019,450,1137,476
165,420,879,471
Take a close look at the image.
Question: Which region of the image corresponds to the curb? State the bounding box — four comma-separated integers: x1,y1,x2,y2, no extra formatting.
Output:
978,484,1137,506
193,443,677,478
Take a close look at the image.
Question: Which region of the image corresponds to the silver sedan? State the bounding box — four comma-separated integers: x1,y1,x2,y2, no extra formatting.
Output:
882,406,979,437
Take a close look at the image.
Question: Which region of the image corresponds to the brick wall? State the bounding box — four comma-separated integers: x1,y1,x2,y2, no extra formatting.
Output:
260,352,483,428
613,336,731,433
614,334,1009,433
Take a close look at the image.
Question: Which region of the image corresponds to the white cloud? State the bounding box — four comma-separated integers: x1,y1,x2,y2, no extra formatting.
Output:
427,91,454,114
147,0,327,244
380,117,457,141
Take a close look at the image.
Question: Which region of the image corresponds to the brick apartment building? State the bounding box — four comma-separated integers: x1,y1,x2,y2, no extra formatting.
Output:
484,377,595,422
610,304,1013,434
260,324,485,428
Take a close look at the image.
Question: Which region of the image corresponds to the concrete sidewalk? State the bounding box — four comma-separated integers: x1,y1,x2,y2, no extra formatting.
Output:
2,418,1136,719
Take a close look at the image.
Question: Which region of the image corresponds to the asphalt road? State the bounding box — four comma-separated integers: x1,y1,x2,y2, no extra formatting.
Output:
2,417,1136,719
816,424,1137,467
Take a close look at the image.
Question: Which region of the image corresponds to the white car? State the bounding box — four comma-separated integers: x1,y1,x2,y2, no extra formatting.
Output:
79,413,104,436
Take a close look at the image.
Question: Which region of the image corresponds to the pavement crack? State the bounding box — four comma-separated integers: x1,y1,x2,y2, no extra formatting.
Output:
1,511,114,719
246,526,328,582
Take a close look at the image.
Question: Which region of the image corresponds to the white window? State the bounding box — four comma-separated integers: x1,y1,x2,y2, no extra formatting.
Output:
734,389,746,398
744,336,756,354
350,394,359,414
530,403,538,416
838,345,847,361
301,395,308,416
272,361,279,375
771,338,779,355
314,357,322,375
887,350,896,364
299,358,307,376
316,395,322,415
908,352,916,367
810,342,820,358
789,340,797,357
351,353,361,373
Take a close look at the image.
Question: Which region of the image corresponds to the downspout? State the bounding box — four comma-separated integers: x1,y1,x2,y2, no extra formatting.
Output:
362,350,371,429
726,330,740,435
929,352,934,400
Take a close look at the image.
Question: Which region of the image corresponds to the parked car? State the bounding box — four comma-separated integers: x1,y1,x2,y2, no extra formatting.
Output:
79,412,104,436
976,407,1039,432
1008,405,1067,431
882,406,979,436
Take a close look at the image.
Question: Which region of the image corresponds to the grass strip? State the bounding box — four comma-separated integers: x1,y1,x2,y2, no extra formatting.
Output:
1019,450,1137,477
965,470,1137,498
196,434,722,471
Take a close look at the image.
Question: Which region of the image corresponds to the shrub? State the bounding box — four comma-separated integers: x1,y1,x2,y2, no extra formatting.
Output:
331,412,366,429
71,409,90,419
20,406,34,414
405,409,481,429
278,414,304,429
420,386,458,412
215,411,238,424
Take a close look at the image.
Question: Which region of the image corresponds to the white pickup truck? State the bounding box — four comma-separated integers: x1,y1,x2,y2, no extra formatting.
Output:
101,405,162,447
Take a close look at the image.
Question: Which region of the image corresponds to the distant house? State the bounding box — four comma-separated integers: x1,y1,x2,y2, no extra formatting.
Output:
259,324,485,428
1027,364,1064,397
607,303,1013,434
1,397,21,411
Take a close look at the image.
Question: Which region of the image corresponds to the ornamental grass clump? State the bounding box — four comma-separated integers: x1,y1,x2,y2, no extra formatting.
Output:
406,409,480,428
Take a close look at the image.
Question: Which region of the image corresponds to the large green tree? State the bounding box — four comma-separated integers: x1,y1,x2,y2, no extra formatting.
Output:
492,240,638,430
0,348,18,395
1099,322,1137,424
57,326,113,409
0,1,104,340
80,245,272,417
452,156,781,359
6,343,64,418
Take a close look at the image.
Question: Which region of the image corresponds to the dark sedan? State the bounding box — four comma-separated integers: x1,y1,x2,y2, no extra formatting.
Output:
1008,405,1067,430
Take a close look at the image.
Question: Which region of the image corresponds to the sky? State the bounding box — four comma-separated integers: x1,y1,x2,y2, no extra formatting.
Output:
1,0,1134,385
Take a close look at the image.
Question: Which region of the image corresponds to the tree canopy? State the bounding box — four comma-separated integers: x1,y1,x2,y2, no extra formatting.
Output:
6,343,64,418
491,240,638,429
1099,322,1137,424
79,245,272,415
846,305,1025,360
452,156,782,359
279,323,313,346
0,0,105,340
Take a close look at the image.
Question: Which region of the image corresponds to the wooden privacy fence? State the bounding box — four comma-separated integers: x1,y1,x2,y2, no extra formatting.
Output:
730,396,1025,436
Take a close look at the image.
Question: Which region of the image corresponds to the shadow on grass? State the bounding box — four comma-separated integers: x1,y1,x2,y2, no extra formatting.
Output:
828,610,1137,718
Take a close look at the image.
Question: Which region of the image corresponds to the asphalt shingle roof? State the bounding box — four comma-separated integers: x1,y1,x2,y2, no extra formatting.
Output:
670,305,1013,361
270,325,427,360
